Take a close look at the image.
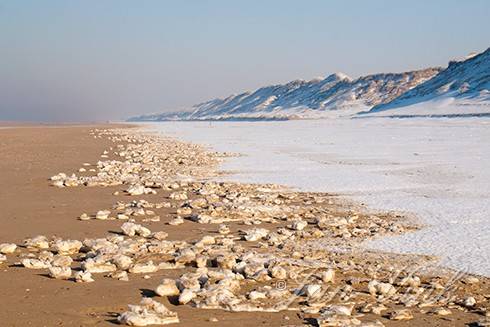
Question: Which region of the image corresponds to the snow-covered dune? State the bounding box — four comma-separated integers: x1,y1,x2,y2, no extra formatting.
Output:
365,48,490,117
129,69,440,121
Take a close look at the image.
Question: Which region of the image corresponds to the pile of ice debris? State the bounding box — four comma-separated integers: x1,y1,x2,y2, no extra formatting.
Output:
49,129,222,190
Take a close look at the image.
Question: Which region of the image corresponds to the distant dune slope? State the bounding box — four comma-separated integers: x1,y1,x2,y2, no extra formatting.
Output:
129,69,440,121
365,47,490,117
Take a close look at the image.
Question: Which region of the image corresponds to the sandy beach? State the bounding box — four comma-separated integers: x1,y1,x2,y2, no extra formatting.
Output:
0,124,489,326
0,125,305,326
2,1,488,326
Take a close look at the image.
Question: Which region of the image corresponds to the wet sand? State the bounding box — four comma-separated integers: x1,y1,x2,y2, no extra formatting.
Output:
0,125,488,327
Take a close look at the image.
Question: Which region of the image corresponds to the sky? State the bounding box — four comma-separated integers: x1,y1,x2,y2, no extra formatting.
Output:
0,0,489,122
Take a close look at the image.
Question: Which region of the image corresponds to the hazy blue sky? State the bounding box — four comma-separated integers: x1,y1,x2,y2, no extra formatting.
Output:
1,0,489,122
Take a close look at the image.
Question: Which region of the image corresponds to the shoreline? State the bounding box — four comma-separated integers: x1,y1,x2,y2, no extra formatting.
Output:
141,119,490,276
0,124,488,326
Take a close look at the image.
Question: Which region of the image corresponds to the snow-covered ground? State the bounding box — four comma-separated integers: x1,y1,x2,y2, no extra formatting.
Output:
145,118,490,276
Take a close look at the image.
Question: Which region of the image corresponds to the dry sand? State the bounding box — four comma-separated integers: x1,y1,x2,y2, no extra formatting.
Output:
0,125,488,326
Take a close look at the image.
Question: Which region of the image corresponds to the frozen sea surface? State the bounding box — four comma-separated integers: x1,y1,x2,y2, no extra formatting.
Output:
145,118,490,276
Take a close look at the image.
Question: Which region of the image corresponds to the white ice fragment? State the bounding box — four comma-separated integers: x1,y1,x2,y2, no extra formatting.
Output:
243,228,269,241
155,279,180,297
0,243,17,254
75,270,94,283
118,298,179,326
48,266,72,279
53,239,82,255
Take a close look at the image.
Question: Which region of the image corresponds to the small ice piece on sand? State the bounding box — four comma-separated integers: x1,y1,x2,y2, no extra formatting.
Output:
0,243,17,254
118,298,179,326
